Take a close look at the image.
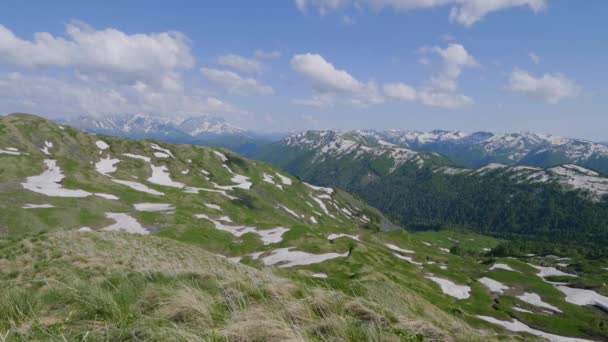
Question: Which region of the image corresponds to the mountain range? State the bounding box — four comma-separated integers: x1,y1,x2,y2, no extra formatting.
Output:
2,114,608,340
249,130,608,253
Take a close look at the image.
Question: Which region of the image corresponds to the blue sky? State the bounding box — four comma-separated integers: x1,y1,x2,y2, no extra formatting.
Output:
0,1,606,140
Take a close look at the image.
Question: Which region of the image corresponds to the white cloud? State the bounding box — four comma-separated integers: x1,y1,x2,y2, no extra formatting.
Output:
201,68,274,96
0,72,241,118
290,53,383,107
254,50,282,59
383,82,473,109
428,43,478,91
216,54,263,73
294,0,548,26
507,69,579,104
383,42,476,109
449,0,547,27
529,52,541,64
383,83,417,101
0,21,194,90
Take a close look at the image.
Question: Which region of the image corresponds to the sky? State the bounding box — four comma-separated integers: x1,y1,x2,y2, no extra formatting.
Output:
0,0,606,140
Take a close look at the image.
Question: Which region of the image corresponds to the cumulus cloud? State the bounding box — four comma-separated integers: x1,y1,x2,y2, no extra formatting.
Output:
290,53,383,107
507,69,579,104
381,42,476,109
427,43,478,91
216,54,264,73
201,68,274,96
0,72,241,119
383,82,473,109
0,21,194,90
294,0,548,26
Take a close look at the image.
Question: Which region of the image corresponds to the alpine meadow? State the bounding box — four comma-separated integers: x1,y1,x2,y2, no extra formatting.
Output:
1,1,608,341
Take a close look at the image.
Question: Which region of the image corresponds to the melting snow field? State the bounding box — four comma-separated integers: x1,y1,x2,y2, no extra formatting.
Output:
148,165,185,188
275,173,292,185
112,179,164,196
204,203,221,210
425,276,471,299
40,141,53,155
478,277,509,294
150,144,174,158
393,253,423,266
327,233,360,242
0,147,21,155
555,285,608,311
95,157,120,176
22,204,55,209
517,292,562,312
476,315,593,342
100,213,149,235
261,247,349,268
133,203,175,212
530,264,577,278
22,160,91,197
385,243,415,254
490,263,518,272
96,140,109,150
195,214,289,245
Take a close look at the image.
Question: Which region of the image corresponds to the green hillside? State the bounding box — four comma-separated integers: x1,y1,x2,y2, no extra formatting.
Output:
1,114,608,341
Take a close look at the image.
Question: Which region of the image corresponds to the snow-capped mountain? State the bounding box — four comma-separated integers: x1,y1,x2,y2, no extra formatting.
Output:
358,129,608,174
57,113,244,142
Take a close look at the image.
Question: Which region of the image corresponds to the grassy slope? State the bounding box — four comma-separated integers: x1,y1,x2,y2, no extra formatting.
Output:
1,114,607,341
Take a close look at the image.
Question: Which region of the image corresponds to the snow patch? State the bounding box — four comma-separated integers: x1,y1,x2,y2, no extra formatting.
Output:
312,273,328,279
385,243,414,254
275,173,293,185
476,315,592,342
112,179,164,196
554,285,608,312
517,292,562,312
478,277,509,294
490,263,518,272
95,157,120,176
148,165,185,188
204,203,221,210
40,141,53,155
150,143,174,158
22,204,54,209
213,150,228,162
261,247,348,268
426,276,471,299
95,140,109,150
195,214,289,245
123,153,151,163
22,160,92,197
95,193,119,200
529,264,577,278
328,233,359,242
101,213,149,235
133,203,175,212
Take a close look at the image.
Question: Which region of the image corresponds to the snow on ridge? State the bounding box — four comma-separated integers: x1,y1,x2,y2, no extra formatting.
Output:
385,243,415,254
213,150,228,162
489,263,518,272
150,143,174,158
275,172,293,185
123,153,151,163
328,233,359,242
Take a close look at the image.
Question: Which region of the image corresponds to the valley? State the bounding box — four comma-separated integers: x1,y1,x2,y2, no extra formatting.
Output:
1,114,608,341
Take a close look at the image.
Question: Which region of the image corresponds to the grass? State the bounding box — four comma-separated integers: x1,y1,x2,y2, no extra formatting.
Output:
0,231,487,341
